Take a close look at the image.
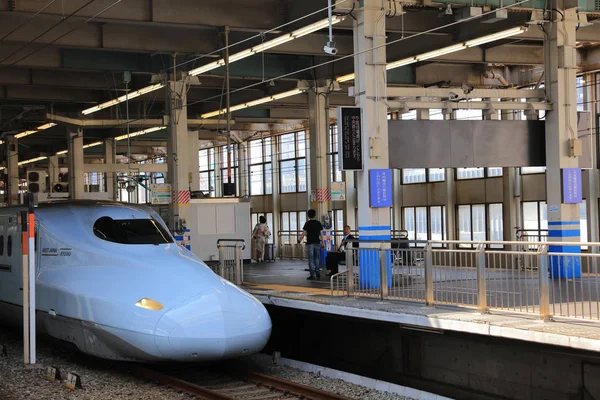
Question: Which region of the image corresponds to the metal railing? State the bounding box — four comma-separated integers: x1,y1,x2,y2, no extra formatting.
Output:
216,239,245,285
330,239,600,321
277,230,408,260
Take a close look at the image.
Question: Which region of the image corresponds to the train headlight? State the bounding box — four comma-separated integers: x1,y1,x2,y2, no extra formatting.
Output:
135,298,164,311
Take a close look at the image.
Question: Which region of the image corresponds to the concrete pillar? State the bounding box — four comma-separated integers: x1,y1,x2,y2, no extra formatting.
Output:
47,156,59,193
6,135,19,205
214,145,222,198
444,110,456,244
67,129,84,200
167,79,191,230
345,171,357,230
189,137,200,193
392,169,402,232
238,141,249,197
354,0,392,244
544,1,581,278
585,73,598,251
271,137,280,250
104,139,115,200
308,87,331,221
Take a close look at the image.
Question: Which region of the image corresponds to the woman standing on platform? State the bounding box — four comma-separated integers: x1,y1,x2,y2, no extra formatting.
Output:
252,216,271,262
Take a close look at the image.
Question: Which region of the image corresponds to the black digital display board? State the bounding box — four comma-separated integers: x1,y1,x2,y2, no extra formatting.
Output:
337,107,363,170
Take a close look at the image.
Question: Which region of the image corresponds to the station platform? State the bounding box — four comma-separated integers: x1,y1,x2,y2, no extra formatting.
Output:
242,259,600,353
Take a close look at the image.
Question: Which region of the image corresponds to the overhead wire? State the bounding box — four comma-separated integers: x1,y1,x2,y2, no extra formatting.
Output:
0,0,59,42
167,0,352,74
0,0,97,66
181,0,532,111
5,0,124,67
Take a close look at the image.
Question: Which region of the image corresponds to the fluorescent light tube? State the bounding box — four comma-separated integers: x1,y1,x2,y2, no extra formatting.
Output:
114,126,166,141
83,141,103,149
19,156,48,166
417,44,466,61
271,89,303,100
15,122,57,139
336,73,355,83
81,84,165,115
386,57,417,70
465,26,526,47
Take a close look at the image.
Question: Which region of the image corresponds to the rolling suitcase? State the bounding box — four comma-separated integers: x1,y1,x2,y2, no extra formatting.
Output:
263,243,275,262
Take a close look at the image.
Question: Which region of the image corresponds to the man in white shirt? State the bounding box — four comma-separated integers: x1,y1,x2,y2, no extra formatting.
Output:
326,225,355,277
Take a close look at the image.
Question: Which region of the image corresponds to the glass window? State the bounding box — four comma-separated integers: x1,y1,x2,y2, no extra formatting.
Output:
404,207,415,241
401,110,416,120
430,109,444,120
580,200,588,246
199,148,216,196
280,160,296,193
248,138,273,196
278,131,307,193
577,76,585,111
429,168,445,182
521,167,546,174
455,98,483,120
522,201,548,237
430,206,447,247
488,203,503,248
7,235,12,257
458,204,487,247
457,168,484,180
250,165,264,195
93,217,173,244
403,169,426,184
487,168,503,177
329,125,342,182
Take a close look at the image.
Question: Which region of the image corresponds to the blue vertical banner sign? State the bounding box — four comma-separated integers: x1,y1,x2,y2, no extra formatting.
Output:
369,169,393,208
561,168,582,204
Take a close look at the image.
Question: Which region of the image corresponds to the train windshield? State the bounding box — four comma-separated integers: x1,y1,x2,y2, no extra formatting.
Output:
93,217,173,245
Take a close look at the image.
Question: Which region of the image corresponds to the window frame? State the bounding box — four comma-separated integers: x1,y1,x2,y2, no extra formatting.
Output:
278,131,307,193
248,138,273,196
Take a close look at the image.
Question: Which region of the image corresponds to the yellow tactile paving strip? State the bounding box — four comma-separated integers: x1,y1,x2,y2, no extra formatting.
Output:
243,282,333,296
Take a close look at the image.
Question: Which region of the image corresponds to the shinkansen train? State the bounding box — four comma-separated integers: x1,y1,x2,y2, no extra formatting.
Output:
0,201,271,362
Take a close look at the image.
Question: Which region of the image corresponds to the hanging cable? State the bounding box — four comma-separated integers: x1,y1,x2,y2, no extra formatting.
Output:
4,0,123,68
0,0,59,42
0,0,96,66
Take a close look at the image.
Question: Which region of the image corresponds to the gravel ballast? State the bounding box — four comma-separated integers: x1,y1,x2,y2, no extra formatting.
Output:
0,327,192,400
0,326,428,400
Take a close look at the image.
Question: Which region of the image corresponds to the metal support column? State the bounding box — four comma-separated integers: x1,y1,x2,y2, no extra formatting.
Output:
67,129,84,200
308,86,331,219
104,139,116,200
238,141,249,197
167,78,191,230
354,0,392,290
544,1,582,279
6,135,19,205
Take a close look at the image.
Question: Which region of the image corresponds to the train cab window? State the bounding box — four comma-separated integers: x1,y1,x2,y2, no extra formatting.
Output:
0,235,4,256
93,216,173,245
7,235,12,257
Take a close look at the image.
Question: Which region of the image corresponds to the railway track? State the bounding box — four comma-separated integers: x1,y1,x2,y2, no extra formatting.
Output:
135,365,355,400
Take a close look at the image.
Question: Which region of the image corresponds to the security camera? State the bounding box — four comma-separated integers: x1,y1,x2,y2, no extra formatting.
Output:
448,92,459,100
323,41,338,55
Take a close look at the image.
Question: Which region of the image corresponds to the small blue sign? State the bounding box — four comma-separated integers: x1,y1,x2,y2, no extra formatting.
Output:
562,168,582,204
369,169,393,208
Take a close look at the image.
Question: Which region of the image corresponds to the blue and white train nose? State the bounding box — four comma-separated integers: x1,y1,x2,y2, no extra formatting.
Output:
154,282,272,361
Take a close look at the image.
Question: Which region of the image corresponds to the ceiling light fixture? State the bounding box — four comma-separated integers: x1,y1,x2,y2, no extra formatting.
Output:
14,122,57,139
201,89,304,119
81,17,343,116
81,83,165,115
336,26,527,83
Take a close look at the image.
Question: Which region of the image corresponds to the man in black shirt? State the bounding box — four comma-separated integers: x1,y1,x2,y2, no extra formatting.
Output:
298,209,323,280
